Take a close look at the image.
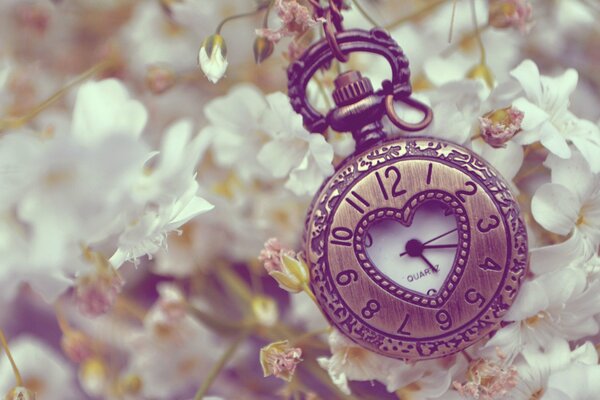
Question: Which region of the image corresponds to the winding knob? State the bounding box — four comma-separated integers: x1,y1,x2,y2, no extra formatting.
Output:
332,71,374,106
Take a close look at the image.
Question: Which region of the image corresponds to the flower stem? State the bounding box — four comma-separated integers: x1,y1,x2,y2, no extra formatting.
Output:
513,163,546,184
114,296,147,322
290,328,330,347
470,0,486,64
384,0,447,30
193,328,251,400
302,283,319,307
262,0,275,28
188,304,250,333
311,75,332,111
351,0,379,27
54,301,72,334
441,23,491,57
0,59,116,133
448,0,458,43
304,360,359,400
0,329,23,387
461,349,474,363
216,4,269,34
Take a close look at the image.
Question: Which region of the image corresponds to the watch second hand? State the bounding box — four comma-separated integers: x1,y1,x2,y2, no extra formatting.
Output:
420,254,439,273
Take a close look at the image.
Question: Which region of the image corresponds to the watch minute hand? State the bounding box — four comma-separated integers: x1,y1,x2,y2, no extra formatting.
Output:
422,244,458,250
422,228,458,246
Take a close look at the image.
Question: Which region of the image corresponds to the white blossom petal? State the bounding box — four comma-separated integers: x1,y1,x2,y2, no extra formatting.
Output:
532,183,580,235
71,79,148,144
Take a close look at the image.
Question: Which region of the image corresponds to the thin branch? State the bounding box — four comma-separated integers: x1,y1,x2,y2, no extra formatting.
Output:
351,0,379,27
385,0,447,31
193,328,251,400
0,330,23,387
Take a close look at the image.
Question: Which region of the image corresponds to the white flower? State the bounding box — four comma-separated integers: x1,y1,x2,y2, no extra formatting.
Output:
5,386,36,400
258,92,334,195
471,139,524,191
155,177,307,277
531,150,600,246
482,250,600,359
202,85,269,181
508,339,598,400
110,119,214,267
414,80,484,145
71,79,147,145
198,34,228,84
0,335,77,399
120,0,205,73
318,330,463,397
510,60,600,171
528,230,595,276
0,133,147,302
203,85,334,195
544,362,600,399
317,329,398,395
125,284,219,398
0,79,152,302
0,78,213,301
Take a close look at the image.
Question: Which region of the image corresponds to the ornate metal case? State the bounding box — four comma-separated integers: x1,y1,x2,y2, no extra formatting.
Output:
304,139,528,360
287,27,528,360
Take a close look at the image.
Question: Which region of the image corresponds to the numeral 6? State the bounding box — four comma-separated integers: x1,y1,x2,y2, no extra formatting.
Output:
336,270,359,286
436,310,452,331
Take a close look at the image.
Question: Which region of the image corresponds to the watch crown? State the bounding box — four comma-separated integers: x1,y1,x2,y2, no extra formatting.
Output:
332,71,374,107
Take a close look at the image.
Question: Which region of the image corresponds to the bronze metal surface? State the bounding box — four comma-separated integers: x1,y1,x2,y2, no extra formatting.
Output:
305,137,528,360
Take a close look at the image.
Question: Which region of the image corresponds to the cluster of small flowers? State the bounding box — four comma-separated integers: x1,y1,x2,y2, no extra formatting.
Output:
0,0,599,399
0,75,214,306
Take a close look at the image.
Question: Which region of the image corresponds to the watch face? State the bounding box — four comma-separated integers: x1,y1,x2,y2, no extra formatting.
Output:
305,138,528,360
365,200,459,297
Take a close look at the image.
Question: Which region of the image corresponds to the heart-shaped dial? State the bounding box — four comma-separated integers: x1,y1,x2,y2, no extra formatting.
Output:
354,191,470,308
305,138,528,360
364,200,459,298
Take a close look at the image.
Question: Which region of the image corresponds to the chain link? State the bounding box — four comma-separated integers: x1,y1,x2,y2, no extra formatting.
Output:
309,0,348,62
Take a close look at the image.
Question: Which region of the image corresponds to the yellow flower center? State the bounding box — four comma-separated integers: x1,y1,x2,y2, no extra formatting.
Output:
530,388,544,399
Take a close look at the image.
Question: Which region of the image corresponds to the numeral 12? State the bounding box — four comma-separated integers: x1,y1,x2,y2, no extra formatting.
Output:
375,166,407,200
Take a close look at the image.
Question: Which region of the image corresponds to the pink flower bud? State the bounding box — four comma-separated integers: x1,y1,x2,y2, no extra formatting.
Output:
260,340,303,382
453,350,518,399
75,270,124,318
489,0,533,34
61,330,94,363
479,107,524,148
256,0,320,44
259,238,309,293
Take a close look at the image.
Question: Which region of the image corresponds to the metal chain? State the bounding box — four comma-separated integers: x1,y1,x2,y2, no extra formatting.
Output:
308,0,348,62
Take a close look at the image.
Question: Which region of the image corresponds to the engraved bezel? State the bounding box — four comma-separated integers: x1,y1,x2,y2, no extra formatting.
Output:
305,137,528,360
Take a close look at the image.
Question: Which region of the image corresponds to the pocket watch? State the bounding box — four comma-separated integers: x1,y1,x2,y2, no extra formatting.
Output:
286,7,528,361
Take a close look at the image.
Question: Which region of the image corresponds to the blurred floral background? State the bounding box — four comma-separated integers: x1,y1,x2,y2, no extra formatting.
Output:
0,0,599,399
